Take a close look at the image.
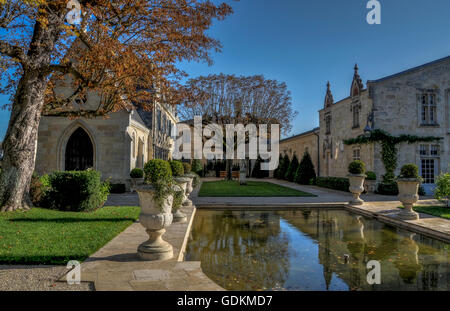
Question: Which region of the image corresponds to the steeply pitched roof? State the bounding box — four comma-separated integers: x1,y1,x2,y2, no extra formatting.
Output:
368,55,450,84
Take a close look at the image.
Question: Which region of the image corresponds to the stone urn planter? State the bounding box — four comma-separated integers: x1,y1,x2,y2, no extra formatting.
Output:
182,174,195,207
397,178,420,220
348,174,366,205
364,180,377,194
129,177,144,193
135,184,174,261
172,177,189,223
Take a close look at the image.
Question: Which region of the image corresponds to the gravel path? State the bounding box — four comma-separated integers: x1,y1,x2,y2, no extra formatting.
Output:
0,265,94,291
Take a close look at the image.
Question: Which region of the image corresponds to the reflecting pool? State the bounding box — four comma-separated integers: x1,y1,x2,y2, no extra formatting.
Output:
185,209,450,291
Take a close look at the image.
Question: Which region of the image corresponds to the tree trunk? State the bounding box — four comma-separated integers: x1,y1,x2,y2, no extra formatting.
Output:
0,71,47,211
226,159,233,181
239,159,247,185
0,11,61,212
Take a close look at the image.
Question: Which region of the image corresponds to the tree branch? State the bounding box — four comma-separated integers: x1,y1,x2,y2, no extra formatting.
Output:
0,40,28,65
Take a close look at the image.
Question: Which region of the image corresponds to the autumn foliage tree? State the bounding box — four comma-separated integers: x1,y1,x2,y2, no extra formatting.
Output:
0,0,232,211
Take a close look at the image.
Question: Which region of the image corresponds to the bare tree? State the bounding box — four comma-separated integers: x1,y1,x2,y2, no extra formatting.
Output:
181,74,297,182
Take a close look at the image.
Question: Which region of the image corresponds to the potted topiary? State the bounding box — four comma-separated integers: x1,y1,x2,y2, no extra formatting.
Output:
170,160,188,223
347,160,366,205
129,168,144,192
396,164,422,220
136,159,174,261
364,171,377,194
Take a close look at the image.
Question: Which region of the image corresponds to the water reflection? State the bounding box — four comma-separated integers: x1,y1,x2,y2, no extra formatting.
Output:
185,209,450,291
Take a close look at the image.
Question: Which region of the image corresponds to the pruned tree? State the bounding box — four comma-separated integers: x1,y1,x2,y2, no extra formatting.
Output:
0,0,232,211
181,74,297,182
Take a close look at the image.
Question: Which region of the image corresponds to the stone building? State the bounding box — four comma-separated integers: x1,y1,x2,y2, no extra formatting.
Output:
281,55,450,194
35,89,178,189
279,128,320,175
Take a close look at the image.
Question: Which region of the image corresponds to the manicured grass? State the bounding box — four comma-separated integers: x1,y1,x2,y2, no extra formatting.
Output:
198,180,316,197
0,206,140,265
399,205,450,220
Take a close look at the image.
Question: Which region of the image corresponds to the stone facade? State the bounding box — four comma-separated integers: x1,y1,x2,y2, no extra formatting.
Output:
279,128,320,175
281,56,450,195
35,93,178,189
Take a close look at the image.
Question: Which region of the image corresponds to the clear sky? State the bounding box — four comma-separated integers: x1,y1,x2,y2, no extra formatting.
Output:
1,0,449,140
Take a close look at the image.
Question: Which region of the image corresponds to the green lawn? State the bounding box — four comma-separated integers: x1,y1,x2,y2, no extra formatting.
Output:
198,180,316,197
399,205,450,220
0,206,140,265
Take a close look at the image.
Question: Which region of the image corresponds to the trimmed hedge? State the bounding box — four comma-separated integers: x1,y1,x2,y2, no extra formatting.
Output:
130,168,144,178
42,170,110,212
294,151,316,185
285,154,299,182
182,162,192,174
192,159,203,174
144,159,172,184
348,160,365,174
315,177,350,192
170,160,184,177
366,171,376,181
399,163,420,179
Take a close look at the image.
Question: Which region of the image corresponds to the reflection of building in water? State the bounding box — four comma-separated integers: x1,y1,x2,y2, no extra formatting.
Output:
280,210,450,291
187,210,290,291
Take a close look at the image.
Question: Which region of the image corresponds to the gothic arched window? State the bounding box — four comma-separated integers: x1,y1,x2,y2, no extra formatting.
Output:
65,127,93,171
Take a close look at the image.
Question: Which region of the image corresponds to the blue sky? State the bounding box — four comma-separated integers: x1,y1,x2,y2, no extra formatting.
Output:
1,0,449,140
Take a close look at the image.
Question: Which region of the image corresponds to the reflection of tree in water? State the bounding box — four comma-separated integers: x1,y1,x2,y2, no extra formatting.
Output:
187,209,450,291
393,234,423,284
186,210,290,290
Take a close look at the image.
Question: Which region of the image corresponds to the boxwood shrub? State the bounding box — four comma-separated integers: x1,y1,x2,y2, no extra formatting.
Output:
130,168,144,178
316,177,350,192
182,162,192,174
398,163,420,179
144,159,172,184
348,160,365,175
42,170,110,212
366,171,376,181
170,160,184,177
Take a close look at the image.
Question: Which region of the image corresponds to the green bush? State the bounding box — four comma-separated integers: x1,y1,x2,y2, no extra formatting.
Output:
366,171,376,181
42,170,110,212
109,183,126,194
170,160,184,177
434,172,449,206
294,151,316,185
398,163,420,179
130,168,144,178
273,154,283,179
376,182,398,195
316,177,350,192
30,173,45,206
285,155,299,182
418,185,426,196
348,160,365,175
192,159,203,174
277,154,290,180
182,162,192,174
144,159,172,184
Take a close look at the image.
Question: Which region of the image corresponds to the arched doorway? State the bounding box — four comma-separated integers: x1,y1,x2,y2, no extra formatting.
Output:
65,127,94,171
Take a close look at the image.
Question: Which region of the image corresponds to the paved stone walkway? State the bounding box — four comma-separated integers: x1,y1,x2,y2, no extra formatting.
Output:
70,204,223,291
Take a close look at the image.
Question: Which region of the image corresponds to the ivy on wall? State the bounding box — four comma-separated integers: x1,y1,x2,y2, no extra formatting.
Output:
343,129,442,182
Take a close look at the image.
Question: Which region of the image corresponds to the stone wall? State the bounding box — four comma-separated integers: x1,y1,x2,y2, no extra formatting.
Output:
279,129,319,175
35,110,131,185
369,58,450,190
318,91,375,178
